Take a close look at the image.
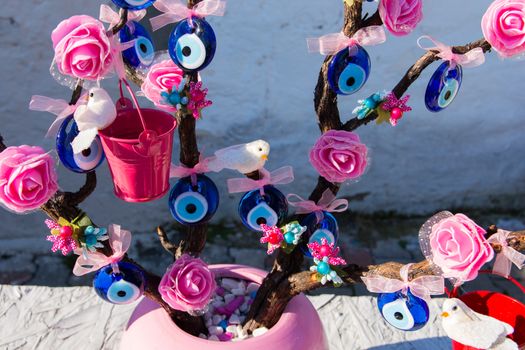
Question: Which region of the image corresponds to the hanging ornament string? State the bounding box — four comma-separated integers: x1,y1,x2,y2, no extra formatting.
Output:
28,94,87,137
170,155,215,186
307,25,386,55
487,229,525,277
73,224,131,276
286,189,348,215
99,4,146,28
417,36,486,68
150,0,227,31
227,166,294,196
361,263,445,302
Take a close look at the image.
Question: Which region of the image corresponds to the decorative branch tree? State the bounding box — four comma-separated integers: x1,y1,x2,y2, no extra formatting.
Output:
1,0,524,347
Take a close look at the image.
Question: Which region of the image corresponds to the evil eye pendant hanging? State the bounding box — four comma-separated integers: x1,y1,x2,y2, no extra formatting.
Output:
168,17,217,73
120,21,155,68
300,211,339,257
377,289,430,331
111,0,156,10
93,261,146,304
425,61,463,112
327,45,371,95
169,174,219,225
238,185,288,232
56,115,105,173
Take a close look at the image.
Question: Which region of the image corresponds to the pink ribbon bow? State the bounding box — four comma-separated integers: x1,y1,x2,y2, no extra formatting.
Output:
286,189,348,215
170,156,214,186
29,95,87,138
99,4,146,28
361,263,445,302
417,36,485,68
227,166,294,195
73,224,131,276
307,25,386,55
150,0,227,32
487,229,525,277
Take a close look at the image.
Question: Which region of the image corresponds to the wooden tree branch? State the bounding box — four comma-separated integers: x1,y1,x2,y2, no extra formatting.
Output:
156,226,178,255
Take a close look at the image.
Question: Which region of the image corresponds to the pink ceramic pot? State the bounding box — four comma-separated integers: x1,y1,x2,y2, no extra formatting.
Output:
121,264,328,350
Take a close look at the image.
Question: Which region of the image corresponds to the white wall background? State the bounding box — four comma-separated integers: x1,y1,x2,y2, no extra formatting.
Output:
0,0,524,239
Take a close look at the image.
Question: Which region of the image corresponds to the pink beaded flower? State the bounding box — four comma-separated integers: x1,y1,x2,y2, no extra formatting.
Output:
380,93,412,126
187,81,212,119
308,238,347,266
260,224,284,254
45,219,77,255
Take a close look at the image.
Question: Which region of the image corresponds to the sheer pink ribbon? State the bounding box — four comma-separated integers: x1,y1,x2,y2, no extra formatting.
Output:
307,25,386,55
170,156,214,186
73,224,131,276
287,189,348,215
361,263,445,302
227,166,294,196
417,36,485,68
99,4,146,28
487,229,525,277
29,95,87,138
150,0,227,32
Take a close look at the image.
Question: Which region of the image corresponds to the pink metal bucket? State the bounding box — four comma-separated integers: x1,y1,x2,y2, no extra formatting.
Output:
99,87,176,202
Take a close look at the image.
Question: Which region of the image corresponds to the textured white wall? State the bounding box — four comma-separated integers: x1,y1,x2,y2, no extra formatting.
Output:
1,0,524,239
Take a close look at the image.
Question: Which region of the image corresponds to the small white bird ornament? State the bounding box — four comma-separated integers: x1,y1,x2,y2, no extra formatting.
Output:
441,298,518,350
71,87,117,154
206,140,270,174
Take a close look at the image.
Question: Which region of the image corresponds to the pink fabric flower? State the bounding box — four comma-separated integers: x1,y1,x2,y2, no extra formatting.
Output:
51,15,112,80
0,146,58,213
429,214,494,282
141,60,185,113
482,0,525,57
309,130,368,183
379,0,423,37
307,238,347,266
159,254,216,312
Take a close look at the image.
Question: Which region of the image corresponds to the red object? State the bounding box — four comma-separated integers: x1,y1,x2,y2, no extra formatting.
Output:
450,271,525,350
390,107,403,120
59,225,73,238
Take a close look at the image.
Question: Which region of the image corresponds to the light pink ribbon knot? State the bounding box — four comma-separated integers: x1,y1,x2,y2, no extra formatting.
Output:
227,166,294,195
487,229,525,278
307,25,386,55
150,0,227,32
29,95,87,138
417,35,485,68
99,4,146,28
73,224,131,276
170,156,214,186
361,263,445,302
286,189,348,215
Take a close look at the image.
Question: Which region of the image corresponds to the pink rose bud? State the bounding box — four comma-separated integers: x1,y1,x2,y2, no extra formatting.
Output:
482,0,525,57
379,0,424,37
141,60,185,113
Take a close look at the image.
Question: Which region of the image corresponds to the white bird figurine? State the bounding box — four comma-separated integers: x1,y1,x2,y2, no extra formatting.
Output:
71,87,117,154
441,298,518,350
206,140,270,174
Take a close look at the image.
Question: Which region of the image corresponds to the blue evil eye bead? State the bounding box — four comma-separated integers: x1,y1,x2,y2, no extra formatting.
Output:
168,17,217,72
119,21,155,68
238,185,288,232
327,45,371,95
111,0,155,10
56,115,105,173
93,261,146,305
168,174,219,225
425,61,463,112
300,211,339,257
377,289,430,331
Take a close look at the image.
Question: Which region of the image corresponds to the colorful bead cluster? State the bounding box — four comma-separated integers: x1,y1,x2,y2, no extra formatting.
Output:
308,238,347,285
260,221,306,255
381,92,412,126
81,225,109,254
45,219,78,255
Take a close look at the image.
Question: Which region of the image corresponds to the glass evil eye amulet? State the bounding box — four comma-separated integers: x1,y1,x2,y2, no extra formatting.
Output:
238,185,288,232
328,45,371,95
377,289,429,331
111,0,156,10
425,61,463,112
93,261,146,305
168,17,217,73
168,174,219,225
56,115,105,173
120,21,155,68
300,211,339,257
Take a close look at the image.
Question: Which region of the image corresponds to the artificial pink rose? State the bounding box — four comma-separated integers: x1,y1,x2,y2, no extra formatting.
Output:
379,0,423,36
141,60,184,113
0,146,58,213
51,15,112,80
159,254,216,312
482,0,525,57
309,130,368,183
429,213,494,282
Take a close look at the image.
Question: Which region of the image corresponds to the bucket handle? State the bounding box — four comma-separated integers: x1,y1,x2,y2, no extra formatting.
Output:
118,79,149,133
447,269,525,298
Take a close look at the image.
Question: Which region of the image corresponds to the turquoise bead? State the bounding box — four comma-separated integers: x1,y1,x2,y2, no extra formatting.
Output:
317,261,330,275
363,97,377,109
85,235,98,246
284,232,295,244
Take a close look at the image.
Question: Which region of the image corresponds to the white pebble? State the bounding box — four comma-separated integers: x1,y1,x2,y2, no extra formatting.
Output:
246,282,259,294
212,300,225,308
224,293,235,304
226,325,238,335
252,327,269,337
229,314,241,324
231,287,245,296
239,303,248,312
236,325,248,339
198,333,207,339
212,314,224,325
205,319,213,328
239,316,245,323
221,278,239,291
208,326,224,335
208,335,220,342
234,309,240,315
